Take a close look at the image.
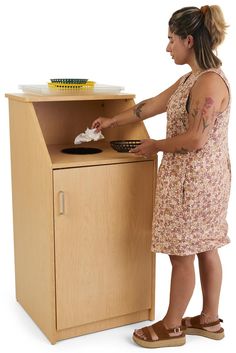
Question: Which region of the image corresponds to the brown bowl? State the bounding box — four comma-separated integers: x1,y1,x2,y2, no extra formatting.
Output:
110,140,141,153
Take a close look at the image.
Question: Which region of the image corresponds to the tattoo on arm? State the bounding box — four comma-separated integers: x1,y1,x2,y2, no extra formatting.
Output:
134,101,146,119
200,97,214,132
190,97,215,134
175,147,188,154
202,116,210,132
172,97,217,155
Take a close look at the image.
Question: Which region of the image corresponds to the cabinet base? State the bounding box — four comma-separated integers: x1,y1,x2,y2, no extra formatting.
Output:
53,309,153,344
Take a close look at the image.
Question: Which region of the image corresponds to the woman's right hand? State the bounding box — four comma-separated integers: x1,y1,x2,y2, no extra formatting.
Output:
91,117,115,132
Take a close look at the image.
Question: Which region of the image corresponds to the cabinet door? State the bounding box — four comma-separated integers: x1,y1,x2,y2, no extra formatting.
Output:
53,161,154,330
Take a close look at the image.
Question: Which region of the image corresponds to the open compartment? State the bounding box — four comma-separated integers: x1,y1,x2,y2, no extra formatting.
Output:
32,97,150,168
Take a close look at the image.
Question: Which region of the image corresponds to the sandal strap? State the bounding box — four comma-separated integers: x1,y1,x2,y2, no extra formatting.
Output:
168,325,186,333
142,326,152,341
183,315,223,329
152,321,184,339
189,315,201,327
202,319,223,328
152,321,169,339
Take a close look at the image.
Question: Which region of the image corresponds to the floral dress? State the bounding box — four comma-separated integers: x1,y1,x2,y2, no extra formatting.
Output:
151,68,231,256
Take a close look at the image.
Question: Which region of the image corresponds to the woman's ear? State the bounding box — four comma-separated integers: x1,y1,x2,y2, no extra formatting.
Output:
186,35,194,49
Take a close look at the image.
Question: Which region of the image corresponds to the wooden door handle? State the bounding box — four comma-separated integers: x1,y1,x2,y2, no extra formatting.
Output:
59,191,65,215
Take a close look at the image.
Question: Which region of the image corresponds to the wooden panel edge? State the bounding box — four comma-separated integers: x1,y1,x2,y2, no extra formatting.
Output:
9,100,56,341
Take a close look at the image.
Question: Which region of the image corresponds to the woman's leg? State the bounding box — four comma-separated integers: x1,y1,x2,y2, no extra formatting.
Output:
197,249,222,323
135,254,195,339
162,254,196,328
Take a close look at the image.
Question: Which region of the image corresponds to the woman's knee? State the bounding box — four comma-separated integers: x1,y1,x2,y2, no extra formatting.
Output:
197,249,219,262
169,254,195,267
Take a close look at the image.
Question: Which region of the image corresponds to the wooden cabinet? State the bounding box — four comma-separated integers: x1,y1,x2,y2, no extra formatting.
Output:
6,91,156,343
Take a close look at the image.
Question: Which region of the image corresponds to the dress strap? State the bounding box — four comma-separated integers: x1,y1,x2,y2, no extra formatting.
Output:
180,72,192,84
195,68,230,92
193,68,231,106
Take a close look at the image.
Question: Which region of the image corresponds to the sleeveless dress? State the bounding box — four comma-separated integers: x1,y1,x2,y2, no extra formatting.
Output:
151,68,231,256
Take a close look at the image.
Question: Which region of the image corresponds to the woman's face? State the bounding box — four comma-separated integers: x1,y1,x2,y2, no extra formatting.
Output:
166,29,192,65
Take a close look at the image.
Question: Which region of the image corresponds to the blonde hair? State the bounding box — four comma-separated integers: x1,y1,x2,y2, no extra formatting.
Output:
168,5,228,69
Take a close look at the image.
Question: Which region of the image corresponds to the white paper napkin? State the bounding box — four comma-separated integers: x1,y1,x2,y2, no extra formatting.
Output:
74,128,104,144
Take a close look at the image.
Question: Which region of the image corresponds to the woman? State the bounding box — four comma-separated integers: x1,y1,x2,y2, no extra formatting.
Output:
92,5,230,349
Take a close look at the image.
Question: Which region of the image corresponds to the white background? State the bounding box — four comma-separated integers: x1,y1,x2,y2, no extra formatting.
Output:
0,0,235,352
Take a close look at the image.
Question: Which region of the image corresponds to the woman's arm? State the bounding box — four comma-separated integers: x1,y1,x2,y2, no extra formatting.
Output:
113,77,182,125
92,77,181,131
131,72,229,156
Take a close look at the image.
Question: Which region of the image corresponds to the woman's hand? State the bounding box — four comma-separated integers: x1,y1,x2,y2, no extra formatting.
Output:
129,139,158,158
91,117,115,132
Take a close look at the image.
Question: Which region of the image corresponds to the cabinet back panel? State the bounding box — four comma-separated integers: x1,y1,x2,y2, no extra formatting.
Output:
34,101,104,145
34,99,148,146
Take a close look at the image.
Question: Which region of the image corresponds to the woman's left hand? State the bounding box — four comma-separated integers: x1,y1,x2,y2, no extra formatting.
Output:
129,139,158,158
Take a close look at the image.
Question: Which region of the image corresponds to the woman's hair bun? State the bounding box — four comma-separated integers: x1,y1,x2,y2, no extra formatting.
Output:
203,5,228,49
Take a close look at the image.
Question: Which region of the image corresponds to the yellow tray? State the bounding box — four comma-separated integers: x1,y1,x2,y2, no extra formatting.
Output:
48,81,95,89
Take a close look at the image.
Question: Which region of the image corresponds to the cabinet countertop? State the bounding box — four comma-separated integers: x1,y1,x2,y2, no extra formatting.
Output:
48,141,155,169
5,92,135,102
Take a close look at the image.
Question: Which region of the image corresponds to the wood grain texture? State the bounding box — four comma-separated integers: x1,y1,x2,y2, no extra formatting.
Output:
7,93,156,343
53,162,154,330
9,100,56,342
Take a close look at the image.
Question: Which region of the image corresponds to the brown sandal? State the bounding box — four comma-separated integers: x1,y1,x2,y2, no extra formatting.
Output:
133,320,186,348
182,315,224,340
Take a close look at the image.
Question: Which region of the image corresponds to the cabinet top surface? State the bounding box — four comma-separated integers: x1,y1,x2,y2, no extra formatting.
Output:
48,141,155,169
5,92,135,102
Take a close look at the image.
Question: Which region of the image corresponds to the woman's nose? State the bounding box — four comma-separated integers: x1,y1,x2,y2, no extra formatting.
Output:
166,43,171,52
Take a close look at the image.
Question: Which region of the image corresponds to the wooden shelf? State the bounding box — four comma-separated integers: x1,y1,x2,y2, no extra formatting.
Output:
48,140,154,169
